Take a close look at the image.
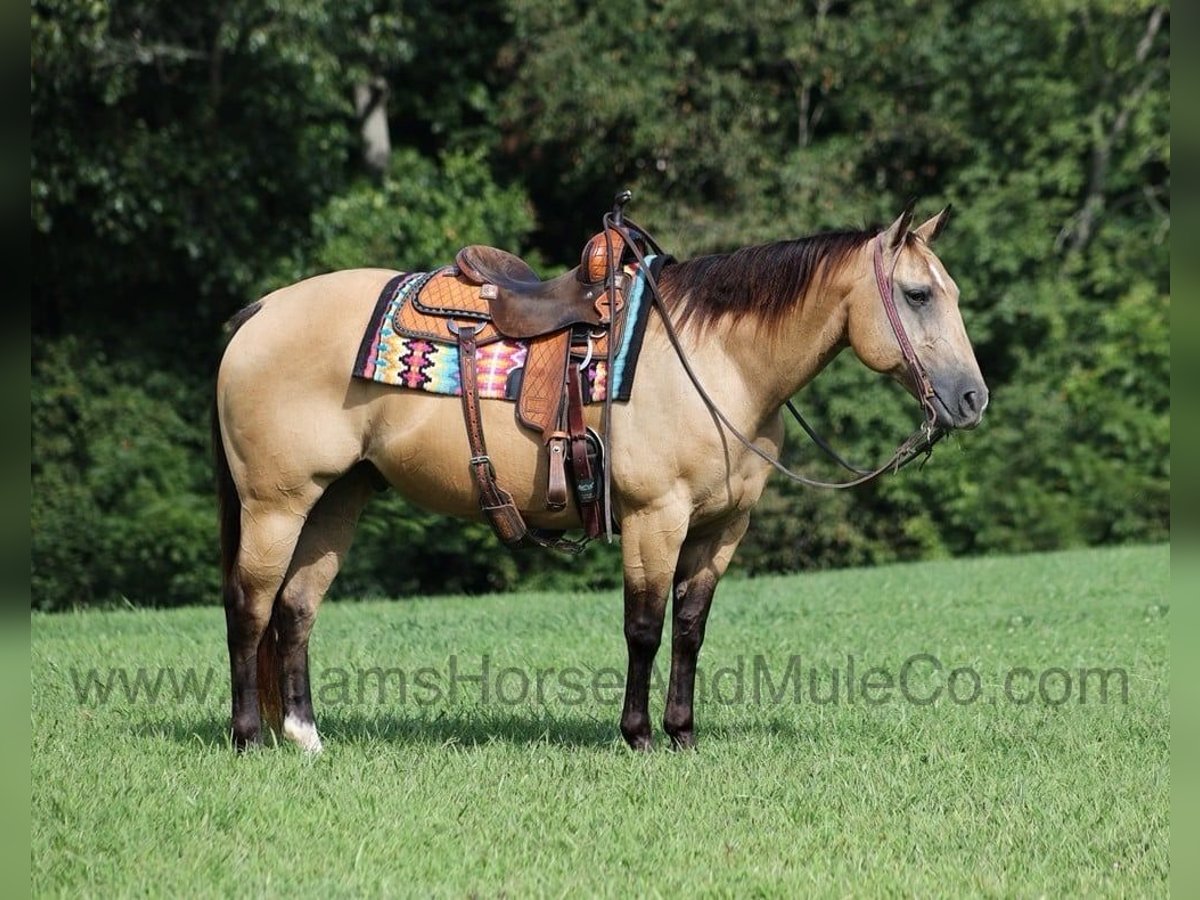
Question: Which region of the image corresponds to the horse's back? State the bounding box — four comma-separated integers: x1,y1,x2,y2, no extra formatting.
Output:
214,267,566,522
221,268,396,379
260,267,401,305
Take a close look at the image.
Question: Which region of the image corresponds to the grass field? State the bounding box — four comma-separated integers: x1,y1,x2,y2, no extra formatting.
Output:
32,544,1168,896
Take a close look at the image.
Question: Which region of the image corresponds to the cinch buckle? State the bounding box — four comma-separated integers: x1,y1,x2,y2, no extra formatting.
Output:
469,454,497,478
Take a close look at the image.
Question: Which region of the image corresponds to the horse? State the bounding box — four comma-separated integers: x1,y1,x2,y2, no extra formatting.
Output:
213,203,988,753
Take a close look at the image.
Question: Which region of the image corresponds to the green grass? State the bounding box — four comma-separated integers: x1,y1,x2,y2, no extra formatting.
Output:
32,545,1168,897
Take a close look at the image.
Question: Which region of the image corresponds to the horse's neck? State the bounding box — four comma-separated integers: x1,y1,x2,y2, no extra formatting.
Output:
638,274,850,450
711,273,852,420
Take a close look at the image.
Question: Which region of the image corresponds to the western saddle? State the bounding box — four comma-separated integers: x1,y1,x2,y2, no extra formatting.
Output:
390,193,650,549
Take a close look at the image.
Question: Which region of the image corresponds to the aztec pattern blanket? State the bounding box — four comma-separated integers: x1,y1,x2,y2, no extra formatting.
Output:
353,255,660,403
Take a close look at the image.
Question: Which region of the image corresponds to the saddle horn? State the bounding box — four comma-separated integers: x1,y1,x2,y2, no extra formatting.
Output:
612,190,633,225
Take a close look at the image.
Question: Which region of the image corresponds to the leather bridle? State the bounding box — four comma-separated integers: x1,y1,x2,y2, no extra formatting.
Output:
603,204,946,497
871,236,940,429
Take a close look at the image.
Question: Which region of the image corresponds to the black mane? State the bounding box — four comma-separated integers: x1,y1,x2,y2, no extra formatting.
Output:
658,229,879,331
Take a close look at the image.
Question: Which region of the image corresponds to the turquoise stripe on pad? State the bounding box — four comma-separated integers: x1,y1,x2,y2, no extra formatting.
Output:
611,254,656,397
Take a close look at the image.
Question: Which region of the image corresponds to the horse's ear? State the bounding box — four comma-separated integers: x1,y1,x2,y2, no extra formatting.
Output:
913,205,952,244
881,199,917,251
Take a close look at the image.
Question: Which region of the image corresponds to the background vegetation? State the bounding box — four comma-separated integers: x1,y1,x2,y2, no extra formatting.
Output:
31,0,1170,609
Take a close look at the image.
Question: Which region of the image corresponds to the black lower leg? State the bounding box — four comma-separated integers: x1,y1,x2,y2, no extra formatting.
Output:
275,600,317,729
620,587,666,750
664,574,716,749
225,584,264,750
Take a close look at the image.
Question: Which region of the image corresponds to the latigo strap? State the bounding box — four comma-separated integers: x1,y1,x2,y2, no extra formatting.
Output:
455,324,529,547
566,364,604,538
456,322,598,552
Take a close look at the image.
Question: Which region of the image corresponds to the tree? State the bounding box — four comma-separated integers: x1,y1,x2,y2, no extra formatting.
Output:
31,0,1169,606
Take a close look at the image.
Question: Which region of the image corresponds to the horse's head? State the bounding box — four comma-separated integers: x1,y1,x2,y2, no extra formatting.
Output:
845,204,989,430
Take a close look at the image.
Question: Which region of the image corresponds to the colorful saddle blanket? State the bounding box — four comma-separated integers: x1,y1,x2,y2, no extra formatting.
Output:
353,257,659,403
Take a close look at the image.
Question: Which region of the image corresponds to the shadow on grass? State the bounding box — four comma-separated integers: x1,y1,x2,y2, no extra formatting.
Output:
325,709,618,748
132,708,808,750
132,713,231,749
130,710,616,749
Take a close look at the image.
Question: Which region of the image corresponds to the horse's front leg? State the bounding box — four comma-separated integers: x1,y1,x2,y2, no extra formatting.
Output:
663,515,751,750
618,507,688,750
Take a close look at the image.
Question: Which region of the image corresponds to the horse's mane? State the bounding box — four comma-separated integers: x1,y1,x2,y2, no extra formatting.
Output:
657,228,881,331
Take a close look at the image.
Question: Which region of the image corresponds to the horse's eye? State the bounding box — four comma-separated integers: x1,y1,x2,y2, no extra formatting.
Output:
905,288,929,307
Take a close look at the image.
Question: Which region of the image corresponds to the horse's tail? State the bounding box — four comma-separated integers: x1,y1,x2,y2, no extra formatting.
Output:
213,301,283,731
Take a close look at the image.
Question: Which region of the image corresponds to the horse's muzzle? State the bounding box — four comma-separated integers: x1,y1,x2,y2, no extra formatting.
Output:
933,377,989,430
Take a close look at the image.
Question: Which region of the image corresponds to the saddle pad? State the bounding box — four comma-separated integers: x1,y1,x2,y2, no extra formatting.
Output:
353,255,662,403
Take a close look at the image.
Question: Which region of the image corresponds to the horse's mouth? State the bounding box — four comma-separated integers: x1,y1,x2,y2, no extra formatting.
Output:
932,387,985,431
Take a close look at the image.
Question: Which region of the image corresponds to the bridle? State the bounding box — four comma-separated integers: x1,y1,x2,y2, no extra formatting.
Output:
599,199,946,520
871,236,941,430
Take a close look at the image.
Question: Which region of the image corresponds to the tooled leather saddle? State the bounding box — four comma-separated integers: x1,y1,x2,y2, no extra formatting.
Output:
389,195,653,549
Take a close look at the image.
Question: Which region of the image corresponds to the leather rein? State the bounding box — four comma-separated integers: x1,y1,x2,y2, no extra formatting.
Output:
605,213,946,492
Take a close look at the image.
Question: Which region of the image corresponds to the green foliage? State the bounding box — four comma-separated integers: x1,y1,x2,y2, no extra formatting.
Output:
263,148,535,288
31,0,1169,606
31,339,218,609
31,0,413,342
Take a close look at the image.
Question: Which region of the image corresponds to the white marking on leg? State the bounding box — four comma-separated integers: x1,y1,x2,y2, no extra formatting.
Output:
283,713,324,753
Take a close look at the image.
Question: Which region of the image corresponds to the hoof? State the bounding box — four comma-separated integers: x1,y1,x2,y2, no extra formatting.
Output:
282,714,324,754
620,721,654,751
231,729,262,753
667,730,697,751
623,733,654,752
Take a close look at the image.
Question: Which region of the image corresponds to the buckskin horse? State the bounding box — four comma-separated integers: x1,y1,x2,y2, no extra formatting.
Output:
213,199,987,753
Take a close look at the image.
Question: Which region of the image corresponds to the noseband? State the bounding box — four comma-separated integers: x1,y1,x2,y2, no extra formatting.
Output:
605,210,945,492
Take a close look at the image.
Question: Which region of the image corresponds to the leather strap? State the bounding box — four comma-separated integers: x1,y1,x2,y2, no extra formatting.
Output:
545,433,569,510
872,237,938,424
566,364,603,538
608,217,944,490
598,210,626,541
518,329,571,436
457,323,592,553
456,324,529,546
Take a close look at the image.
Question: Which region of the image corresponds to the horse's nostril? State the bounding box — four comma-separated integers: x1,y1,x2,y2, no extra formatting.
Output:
961,390,980,415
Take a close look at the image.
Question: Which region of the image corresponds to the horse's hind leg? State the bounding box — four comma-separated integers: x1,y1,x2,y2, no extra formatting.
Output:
270,465,377,752
226,494,318,750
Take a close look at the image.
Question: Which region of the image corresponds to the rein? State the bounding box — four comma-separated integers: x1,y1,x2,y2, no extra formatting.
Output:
604,211,945,491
